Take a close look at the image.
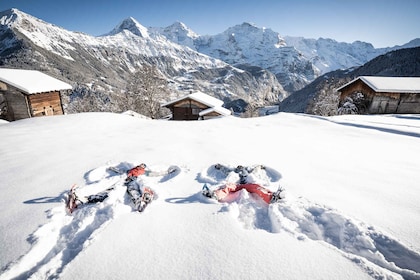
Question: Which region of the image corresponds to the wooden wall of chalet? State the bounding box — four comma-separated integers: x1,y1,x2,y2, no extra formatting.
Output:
396,93,420,114
168,99,209,120
28,91,64,117
1,83,31,121
339,79,420,114
339,79,377,102
0,82,64,121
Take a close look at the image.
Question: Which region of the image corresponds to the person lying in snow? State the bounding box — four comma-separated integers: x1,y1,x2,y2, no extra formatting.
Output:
124,163,155,211
68,163,161,212
202,164,284,203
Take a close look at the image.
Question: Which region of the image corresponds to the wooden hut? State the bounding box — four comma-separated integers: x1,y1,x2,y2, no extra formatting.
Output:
162,91,231,120
337,76,420,114
0,69,72,121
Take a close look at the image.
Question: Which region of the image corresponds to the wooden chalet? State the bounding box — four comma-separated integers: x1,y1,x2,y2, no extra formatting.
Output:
337,76,420,114
0,69,72,121
162,91,231,120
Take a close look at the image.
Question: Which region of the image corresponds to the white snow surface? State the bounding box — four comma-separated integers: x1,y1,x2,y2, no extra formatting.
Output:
0,112,420,280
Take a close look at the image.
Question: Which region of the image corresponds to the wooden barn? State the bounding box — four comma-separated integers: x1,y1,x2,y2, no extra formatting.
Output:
337,76,420,114
0,69,72,121
162,91,231,120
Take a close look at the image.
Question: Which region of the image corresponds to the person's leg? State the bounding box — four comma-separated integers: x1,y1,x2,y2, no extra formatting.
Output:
126,180,142,203
241,183,273,204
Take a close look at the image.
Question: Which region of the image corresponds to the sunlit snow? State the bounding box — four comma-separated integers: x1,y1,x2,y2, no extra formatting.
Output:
0,112,419,279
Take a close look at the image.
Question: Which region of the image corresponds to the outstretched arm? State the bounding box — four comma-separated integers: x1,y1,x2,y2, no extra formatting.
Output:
145,166,177,177
249,164,265,174
214,163,234,176
145,170,167,177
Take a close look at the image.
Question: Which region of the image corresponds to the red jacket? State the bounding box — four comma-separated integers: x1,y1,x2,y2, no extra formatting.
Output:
127,166,146,177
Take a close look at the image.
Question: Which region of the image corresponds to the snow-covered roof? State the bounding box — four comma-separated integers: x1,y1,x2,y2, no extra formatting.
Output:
337,76,420,93
0,68,72,94
162,91,224,108
199,106,231,117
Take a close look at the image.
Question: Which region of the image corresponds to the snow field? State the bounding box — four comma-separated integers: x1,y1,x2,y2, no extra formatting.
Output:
1,112,419,280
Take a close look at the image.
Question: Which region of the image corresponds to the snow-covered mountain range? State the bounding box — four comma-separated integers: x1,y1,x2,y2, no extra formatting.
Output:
156,21,420,92
0,8,419,113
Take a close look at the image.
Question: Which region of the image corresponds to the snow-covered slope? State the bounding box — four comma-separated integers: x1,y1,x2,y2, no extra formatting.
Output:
0,112,419,279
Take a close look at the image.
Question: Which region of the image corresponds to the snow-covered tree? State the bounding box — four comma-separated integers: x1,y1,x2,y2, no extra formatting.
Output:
120,64,170,119
338,97,358,115
338,92,367,115
64,83,112,113
306,77,343,116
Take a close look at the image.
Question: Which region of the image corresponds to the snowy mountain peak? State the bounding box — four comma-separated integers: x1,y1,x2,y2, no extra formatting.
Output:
0,8,83,60
165,21,199,38
0,8,17,26
105,17,149,38
0,8,34,27
233,22,258,30
150,21,199,49
0,8,73,35
221,22,286,48
226,22,272,35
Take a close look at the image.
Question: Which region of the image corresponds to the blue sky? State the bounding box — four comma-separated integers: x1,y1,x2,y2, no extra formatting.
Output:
1,0,419,48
